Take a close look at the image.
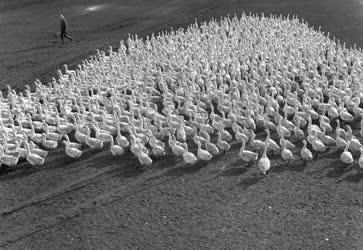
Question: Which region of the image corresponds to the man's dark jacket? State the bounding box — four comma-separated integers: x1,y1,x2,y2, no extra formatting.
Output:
60,19,67,33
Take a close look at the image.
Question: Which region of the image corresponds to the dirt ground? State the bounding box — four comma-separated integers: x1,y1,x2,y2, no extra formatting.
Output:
0,0,362,249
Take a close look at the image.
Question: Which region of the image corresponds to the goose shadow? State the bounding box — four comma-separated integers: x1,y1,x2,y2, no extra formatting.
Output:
0,161,38,181
217,165,251,177
202,157,253,182
113,164,145,179
0,146,101,181
162,160,208,177
306,157,359,182
319,148,343,159
270,158,307,174
150,152,180,170
234,173,264,190
218,156,254,175
0,148,142,182
343,169,363,183
324,159,353,179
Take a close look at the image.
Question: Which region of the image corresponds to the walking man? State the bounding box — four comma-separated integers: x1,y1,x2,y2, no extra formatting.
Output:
59,15,72,44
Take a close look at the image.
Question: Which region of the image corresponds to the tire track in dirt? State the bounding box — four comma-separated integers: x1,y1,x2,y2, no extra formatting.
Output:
0,159,189,247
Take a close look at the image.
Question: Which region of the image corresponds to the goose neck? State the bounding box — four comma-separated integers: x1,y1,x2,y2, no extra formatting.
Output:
241,139,246,150
302,140,307,149
344,140,351,151
263,141,268,156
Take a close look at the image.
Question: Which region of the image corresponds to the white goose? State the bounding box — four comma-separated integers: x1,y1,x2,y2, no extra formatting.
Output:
75,123,88,144
277,116,291,138
43,123,62,142
335,128,347,149
265,129,280,154
29,141,48,158
340,140,353,164
182,144,198,165
280,137,294,161
279,132,296,151
345,125,361,152
150,138,166,156
0,144,19,167
319,127,336,146
176,117,187,142
311,130,326,153
249,130,265,152
193,127,207,145
85,126,103,149
235,126,249,142
196,140,212,161
359,146,363,170
239,138,258,163
205,133,219,156
63,138,83,159
41,133,58,149
92,123,112,142
293,120,305,141
319,115,332,133
335,120,348,139
339,103,354,122
258,140,271,175
301,140,313,163
307,116,322,135
15,118,32,136
110,137,125,156
55,113,75,134
135,140,153,167
63,134,82,149
13,140,27,159
28,121,43,145
216,131,230,152
116,124,130,148
147,130,165,156
328,101,339,119
26,113,43,131
169,135,185,156
130,135,147,156
24,140,45,166
218,123,233,142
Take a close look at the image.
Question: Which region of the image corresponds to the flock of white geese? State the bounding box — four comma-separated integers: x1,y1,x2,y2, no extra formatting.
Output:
1,13,363,175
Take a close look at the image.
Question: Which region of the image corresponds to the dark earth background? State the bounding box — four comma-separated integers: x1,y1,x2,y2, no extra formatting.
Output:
0,0,362,249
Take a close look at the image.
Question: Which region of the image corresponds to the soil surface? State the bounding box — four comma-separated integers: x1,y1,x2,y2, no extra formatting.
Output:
0,0,362,249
